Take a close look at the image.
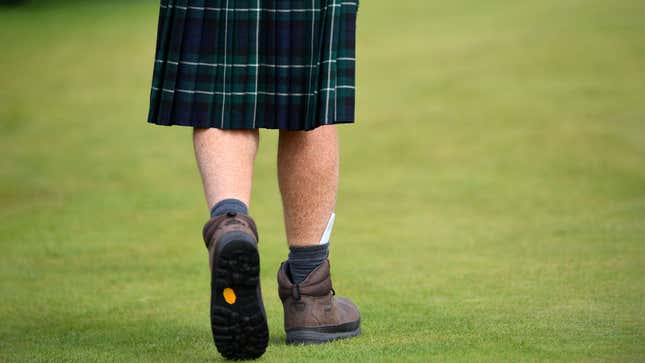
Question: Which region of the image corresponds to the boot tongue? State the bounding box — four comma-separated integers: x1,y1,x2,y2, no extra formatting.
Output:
277,260,333,300
295,260,333,296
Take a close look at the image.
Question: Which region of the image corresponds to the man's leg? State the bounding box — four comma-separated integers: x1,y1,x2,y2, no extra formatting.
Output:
194,128,269,359
276,125,360,344
278,125,339,248
193,128,258,211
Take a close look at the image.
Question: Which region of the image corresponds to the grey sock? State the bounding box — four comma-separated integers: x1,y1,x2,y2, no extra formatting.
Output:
287,243,329,284
210,199,248,218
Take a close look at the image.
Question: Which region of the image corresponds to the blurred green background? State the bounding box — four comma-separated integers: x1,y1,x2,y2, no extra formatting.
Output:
1,0,644,361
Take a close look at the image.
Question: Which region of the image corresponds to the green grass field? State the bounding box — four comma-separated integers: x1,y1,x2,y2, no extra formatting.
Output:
1,0,644,361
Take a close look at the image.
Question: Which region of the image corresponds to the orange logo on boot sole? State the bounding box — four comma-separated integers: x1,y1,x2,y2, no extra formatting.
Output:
223,288,236,304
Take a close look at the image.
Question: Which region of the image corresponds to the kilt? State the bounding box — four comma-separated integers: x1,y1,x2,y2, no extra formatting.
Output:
147,0,360,130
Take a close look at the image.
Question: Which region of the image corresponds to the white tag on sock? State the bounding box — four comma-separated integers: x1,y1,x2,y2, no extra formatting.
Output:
319,212,335,245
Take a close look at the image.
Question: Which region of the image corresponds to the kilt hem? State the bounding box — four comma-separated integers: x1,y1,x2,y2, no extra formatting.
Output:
147,118,355,131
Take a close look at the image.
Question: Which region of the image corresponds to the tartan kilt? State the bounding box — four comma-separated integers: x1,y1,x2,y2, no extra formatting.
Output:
147,0,360,130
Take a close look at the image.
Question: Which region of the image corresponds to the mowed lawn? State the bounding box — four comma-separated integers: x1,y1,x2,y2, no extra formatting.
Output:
1,0,644,361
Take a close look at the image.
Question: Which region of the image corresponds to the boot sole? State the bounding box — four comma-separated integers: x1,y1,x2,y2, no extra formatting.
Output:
211,231,268,360
286,320,361,345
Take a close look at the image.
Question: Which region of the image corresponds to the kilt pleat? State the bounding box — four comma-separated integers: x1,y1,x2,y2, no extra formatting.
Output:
147,0,359,130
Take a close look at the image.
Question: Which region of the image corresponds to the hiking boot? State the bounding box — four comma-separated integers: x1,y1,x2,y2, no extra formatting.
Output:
202,212,268,359
277,259,361,344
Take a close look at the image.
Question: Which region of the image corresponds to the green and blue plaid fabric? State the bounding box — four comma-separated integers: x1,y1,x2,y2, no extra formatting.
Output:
148,0,359,130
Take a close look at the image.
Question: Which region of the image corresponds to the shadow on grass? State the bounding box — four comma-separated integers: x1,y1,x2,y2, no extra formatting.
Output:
3,309,292,361
269,333,287,347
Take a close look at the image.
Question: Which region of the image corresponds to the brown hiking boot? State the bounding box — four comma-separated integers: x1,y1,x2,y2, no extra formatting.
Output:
202,212,268,359
277,259,361,344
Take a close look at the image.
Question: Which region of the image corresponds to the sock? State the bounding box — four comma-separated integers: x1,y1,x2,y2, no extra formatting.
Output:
287,213,335,283
210,198,248,218
288,243,329,284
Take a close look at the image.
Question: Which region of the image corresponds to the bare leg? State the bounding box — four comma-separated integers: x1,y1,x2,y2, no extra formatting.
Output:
276,125,360,344
196,128,269,359
278,125,339,247
193,128,259,210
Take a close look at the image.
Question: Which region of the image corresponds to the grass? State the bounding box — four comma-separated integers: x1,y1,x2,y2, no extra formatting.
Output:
1,0,644,361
